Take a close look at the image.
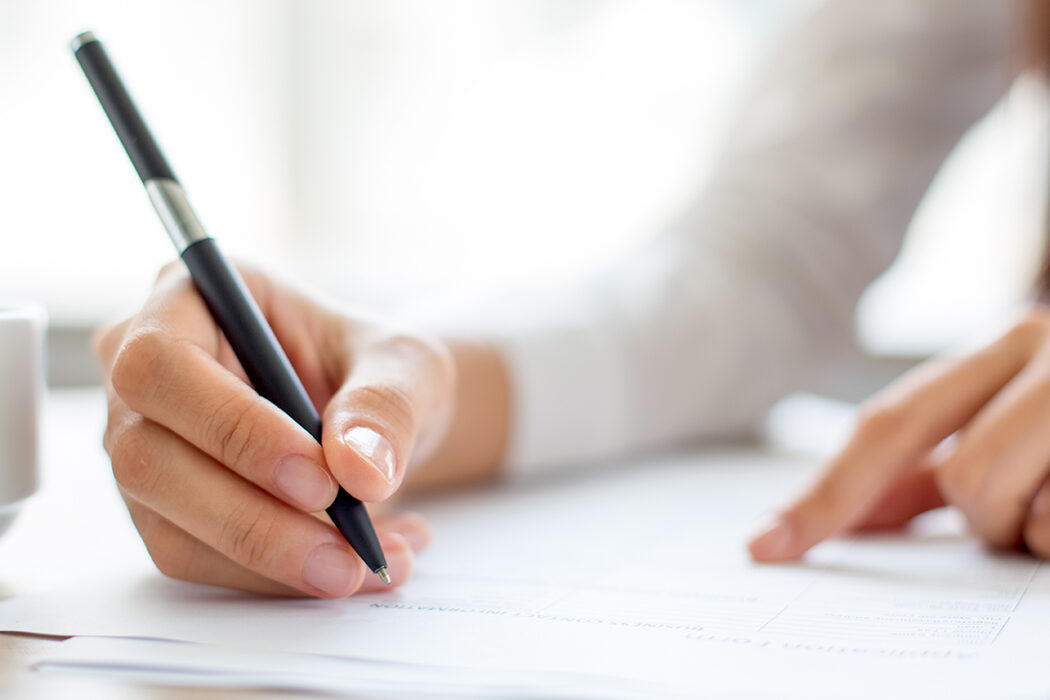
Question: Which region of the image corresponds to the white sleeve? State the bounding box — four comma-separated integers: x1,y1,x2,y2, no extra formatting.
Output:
489,0,1013,478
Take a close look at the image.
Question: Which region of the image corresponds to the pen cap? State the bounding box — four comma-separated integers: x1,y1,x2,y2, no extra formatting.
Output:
0,303,46,539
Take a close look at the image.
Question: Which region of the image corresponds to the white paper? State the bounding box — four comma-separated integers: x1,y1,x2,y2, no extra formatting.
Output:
5,449,1050,699
39,636,648,699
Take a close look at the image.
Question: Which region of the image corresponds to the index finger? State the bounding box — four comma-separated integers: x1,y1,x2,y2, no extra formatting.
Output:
108,267,339,513
748,328,1035,562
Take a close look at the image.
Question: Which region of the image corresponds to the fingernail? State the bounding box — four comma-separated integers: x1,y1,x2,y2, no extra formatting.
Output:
748,515,796,560
302,544,360,597
274,455,336,511
343,426,397,484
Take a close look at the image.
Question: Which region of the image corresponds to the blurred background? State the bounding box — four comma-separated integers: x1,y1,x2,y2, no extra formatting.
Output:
2,0,1047,391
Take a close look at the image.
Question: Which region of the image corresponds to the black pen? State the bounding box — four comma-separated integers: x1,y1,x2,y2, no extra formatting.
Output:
71,31,390,585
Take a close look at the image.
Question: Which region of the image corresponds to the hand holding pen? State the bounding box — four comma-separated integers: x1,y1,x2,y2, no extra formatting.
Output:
94,267,451,596
76,32,453,597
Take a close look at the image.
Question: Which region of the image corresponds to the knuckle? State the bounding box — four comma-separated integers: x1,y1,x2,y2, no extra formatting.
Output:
352,383,416,432
110,329,171,408
203,396,260,469
108,420,160,495
364,329,454,411
218,502,279,571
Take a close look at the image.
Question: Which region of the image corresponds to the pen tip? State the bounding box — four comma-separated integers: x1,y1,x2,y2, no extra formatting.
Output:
376,567,392,586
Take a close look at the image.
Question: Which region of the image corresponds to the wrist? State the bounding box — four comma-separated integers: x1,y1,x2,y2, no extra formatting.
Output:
401,340,510,493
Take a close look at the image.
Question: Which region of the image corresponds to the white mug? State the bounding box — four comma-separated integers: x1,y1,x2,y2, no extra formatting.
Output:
0,304,46,539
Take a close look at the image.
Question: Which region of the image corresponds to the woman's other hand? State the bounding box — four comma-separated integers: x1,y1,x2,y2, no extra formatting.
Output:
750,307,1050,562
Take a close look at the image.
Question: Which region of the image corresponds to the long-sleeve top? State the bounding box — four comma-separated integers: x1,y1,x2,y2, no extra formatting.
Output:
475,0,1015,478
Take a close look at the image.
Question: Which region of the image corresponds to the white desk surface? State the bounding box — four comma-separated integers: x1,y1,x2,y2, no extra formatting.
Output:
6,389,1045,700
0,389,842,698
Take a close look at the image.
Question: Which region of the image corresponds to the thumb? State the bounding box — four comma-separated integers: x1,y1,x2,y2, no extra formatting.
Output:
321,335,453,503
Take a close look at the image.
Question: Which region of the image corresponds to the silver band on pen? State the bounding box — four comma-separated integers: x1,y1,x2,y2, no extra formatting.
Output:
146,179,210,253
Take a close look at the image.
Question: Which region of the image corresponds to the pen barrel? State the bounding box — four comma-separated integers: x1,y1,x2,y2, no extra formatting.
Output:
71,31,388,578
180,239,387,572
181,238,321,439
73,36,175,183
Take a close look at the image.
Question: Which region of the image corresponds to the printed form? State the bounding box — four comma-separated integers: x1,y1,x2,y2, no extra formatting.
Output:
4,450,1050,699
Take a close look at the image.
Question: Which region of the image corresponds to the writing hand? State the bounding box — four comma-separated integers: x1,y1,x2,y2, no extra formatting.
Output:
94,263,454,597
